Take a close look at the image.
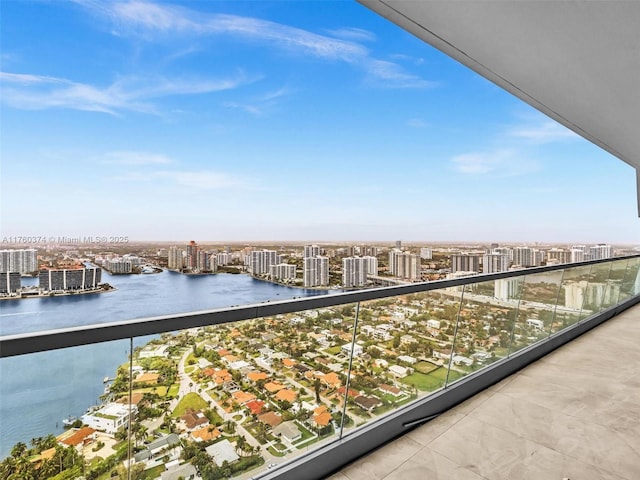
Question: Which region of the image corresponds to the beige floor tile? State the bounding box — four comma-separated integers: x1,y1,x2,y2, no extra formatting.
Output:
382,448,488,480
339,435,423,480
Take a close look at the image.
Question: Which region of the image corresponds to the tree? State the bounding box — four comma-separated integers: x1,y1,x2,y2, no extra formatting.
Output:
116,463,145,480
314,378,322,403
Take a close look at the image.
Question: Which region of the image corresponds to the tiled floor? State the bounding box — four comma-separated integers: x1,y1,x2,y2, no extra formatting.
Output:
330,305,640,480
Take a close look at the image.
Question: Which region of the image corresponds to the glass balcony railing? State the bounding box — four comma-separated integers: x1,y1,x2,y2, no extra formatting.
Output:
1,256,639,480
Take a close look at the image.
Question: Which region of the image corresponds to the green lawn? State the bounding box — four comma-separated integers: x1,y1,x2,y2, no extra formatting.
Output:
171,392,208,417
401,367,463,391
142,465,166,479
325,345,342,355
167,384,180,397
132,385,170,396
413,360,440,375
267,445,287,457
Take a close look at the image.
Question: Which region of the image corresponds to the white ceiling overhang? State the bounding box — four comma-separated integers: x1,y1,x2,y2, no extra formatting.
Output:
359,0,640,214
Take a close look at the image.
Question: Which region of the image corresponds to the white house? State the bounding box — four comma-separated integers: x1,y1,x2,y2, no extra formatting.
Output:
205,439,239,467
389,365,412,378
81,403,135,435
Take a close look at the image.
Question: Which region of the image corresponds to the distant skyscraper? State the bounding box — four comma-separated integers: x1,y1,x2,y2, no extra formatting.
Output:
270,263,296,281
186,240,199,269
342,257,368,288
0,272,21,293
495,278,521,300
589,244,613,260
168,246,184,270
547,248,570,264
513,247,534,267
304,245,321,258
420,248,433,260
570,248,587,263
303,256,329,287
493,247,513,263
451,254,480,273
389,249,420,280
0,248,38,275
482,253,508,273
250,250,278,275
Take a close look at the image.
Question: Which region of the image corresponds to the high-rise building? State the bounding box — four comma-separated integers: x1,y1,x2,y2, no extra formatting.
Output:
513,246,534,267
420,248,433,260
342,257,368,288
547,248,570,264
451,254,480,273
570,248,587,263
250,250,278,275
269,263,296,281
39,266,102,291
303,245,321,258
493,247,513,263
389,249,420,280
494,278,521,300
0,249,38,275
186,240,199,270
589,244,613,260
0,272,21,293
216,252,231,266
303,256,329,287
363,256,378,275
482,253,508,273
168,247,184,270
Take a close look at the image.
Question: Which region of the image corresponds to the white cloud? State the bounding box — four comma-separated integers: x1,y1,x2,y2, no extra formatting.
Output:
100,151,173,165
325,27,376,43
365,60,435,88
158,170,242,189
451,149,539,176
79,0,432,89
509,120,579,143
0,71,253,115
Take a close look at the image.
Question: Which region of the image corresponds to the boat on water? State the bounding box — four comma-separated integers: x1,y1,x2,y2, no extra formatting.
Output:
62,415,77,427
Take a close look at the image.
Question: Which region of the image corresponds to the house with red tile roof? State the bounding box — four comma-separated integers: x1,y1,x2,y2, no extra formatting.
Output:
191,426,221,443
232,390,256,404
247,371,268,382
246,399,265,415
57,427,97,452
275,389,297,403
264,381,285,393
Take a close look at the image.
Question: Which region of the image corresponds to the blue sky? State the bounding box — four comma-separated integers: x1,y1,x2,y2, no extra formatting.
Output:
1,0,638,244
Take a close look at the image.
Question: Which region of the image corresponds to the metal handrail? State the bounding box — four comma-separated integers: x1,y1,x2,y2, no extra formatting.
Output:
1,254,638,358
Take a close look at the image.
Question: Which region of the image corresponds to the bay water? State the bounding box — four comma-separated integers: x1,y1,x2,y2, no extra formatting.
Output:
0,270,324,458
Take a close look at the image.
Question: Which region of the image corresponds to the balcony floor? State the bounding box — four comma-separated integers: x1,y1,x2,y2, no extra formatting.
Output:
331,303,640,480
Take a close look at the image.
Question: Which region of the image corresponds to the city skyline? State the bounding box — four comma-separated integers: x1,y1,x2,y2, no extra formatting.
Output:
1,1,639,244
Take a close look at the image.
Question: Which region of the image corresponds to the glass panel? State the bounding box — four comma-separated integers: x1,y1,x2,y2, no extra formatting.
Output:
509,270,563,354
446,278,522,383
141,304,357,478
600,259,628,309
580,262,613,319
0,339,133,478
346,289,463,430
619,257,640,303
555,264,592,331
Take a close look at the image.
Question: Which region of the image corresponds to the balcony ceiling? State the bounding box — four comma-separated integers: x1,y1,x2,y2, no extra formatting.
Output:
360,1,640,208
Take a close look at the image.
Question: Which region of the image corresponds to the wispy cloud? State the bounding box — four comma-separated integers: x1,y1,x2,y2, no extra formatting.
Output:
451,149,539,176
79,0,432,89
406,118,429,128
161,170,242,190
100,151,173,165
0,71,253,115
325,27,376,43
110,168,245,190
364,60,435,88
509,120,579,143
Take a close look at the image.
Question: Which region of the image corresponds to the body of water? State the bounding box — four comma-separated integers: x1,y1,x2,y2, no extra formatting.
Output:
0,271,325,458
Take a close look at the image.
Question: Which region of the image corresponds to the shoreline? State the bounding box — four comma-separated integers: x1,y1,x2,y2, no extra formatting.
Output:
0,286,117,301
